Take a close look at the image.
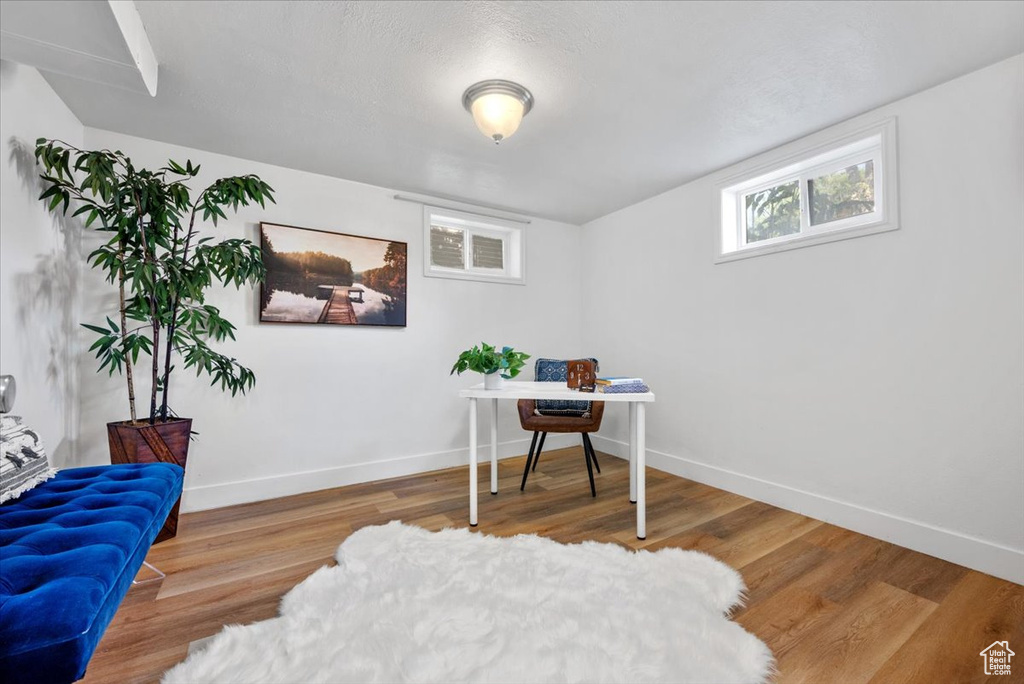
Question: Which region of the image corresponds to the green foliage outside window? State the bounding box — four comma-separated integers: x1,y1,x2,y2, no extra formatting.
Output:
744,159,875,244
810,161,875,225
745,181,801,243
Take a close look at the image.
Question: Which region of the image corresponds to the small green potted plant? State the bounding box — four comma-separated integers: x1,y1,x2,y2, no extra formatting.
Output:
451,343,530,390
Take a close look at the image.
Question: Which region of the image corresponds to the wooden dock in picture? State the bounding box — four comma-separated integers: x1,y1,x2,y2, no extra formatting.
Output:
317,285,363,324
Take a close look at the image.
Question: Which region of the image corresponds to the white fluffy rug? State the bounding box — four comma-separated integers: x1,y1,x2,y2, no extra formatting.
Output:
162,522,773,684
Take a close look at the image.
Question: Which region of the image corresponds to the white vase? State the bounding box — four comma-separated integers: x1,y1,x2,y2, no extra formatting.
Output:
483,373,505,390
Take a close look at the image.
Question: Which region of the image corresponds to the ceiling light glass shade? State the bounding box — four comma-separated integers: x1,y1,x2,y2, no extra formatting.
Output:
471,93,524,142
462,80,534,144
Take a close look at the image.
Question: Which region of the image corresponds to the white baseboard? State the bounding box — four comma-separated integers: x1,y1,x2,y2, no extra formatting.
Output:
181,434,579,513
589,435,1024,586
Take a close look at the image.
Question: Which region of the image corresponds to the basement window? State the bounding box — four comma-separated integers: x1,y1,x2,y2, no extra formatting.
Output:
716,118,899,263
424,207,525,284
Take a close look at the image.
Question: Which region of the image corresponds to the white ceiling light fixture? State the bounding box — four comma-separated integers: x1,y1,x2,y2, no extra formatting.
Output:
462,80,534,144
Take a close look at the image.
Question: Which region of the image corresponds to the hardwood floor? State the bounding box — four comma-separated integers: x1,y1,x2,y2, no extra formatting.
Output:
81,446,1023,684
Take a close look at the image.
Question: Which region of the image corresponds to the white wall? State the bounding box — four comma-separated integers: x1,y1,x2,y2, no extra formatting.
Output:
581,54,1024,584
0,61,83,464
76,129,584,511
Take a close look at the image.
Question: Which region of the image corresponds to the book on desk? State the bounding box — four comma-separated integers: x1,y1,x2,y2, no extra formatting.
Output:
594,377,649,393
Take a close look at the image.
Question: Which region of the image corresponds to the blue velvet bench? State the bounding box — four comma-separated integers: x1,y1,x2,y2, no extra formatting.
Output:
0,463,184,683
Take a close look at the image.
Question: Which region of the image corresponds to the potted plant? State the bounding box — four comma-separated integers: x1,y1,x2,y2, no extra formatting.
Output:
451,343,530,389
35,139,275,540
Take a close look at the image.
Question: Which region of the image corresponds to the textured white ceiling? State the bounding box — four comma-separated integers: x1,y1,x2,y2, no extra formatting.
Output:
40,1,1024,224
1,1,132,64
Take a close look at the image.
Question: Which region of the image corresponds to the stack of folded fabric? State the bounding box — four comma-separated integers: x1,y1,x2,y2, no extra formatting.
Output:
1,415,58,503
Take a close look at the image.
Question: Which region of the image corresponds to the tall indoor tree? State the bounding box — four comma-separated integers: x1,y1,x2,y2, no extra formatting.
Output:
35,139,275,541
34,139,274,425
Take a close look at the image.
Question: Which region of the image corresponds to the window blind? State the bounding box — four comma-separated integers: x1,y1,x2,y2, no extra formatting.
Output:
471,235,504,270
430,225,464,269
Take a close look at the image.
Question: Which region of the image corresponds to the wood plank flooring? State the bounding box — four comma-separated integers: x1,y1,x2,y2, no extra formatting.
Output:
80,446,1023,683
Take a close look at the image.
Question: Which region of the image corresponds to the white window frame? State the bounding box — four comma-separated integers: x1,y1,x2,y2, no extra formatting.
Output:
424,206,526,285
716,117,899,263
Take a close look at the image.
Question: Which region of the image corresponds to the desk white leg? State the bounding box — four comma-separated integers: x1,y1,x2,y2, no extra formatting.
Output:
490,398,498,495
469,398,478,526
629,402,637,504
636,402,646,540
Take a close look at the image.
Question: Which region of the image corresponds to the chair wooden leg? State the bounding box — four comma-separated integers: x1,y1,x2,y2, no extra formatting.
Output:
532,432,547,472
583,433,600,473
520,431,540,491
582,435,597,497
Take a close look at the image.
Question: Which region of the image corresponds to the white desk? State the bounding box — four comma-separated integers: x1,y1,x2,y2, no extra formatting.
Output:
459,381,656,539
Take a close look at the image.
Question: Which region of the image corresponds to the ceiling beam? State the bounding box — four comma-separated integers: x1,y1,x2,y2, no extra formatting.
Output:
0,0,157,96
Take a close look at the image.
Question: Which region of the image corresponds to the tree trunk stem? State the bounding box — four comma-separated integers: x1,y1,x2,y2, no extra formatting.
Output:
119,262,137,423
150,316,159,424
160,319,174,421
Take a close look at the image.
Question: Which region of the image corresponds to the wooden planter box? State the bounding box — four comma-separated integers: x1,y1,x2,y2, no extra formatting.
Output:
106,418,192,543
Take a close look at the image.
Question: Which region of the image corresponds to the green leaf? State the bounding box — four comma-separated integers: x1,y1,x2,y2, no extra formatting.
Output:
32,141,273,413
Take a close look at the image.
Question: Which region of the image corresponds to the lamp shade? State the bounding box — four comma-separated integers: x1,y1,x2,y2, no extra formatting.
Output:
462,80,534,144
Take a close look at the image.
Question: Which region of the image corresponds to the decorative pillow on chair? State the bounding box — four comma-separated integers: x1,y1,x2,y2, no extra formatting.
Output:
534,358,599,418
0,415,58,504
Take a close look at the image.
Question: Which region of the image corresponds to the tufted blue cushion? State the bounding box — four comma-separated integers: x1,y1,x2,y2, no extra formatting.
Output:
0,463,184,684
534,358,599,417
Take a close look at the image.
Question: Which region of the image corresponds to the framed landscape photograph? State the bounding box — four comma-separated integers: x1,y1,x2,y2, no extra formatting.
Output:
259,222,407,327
